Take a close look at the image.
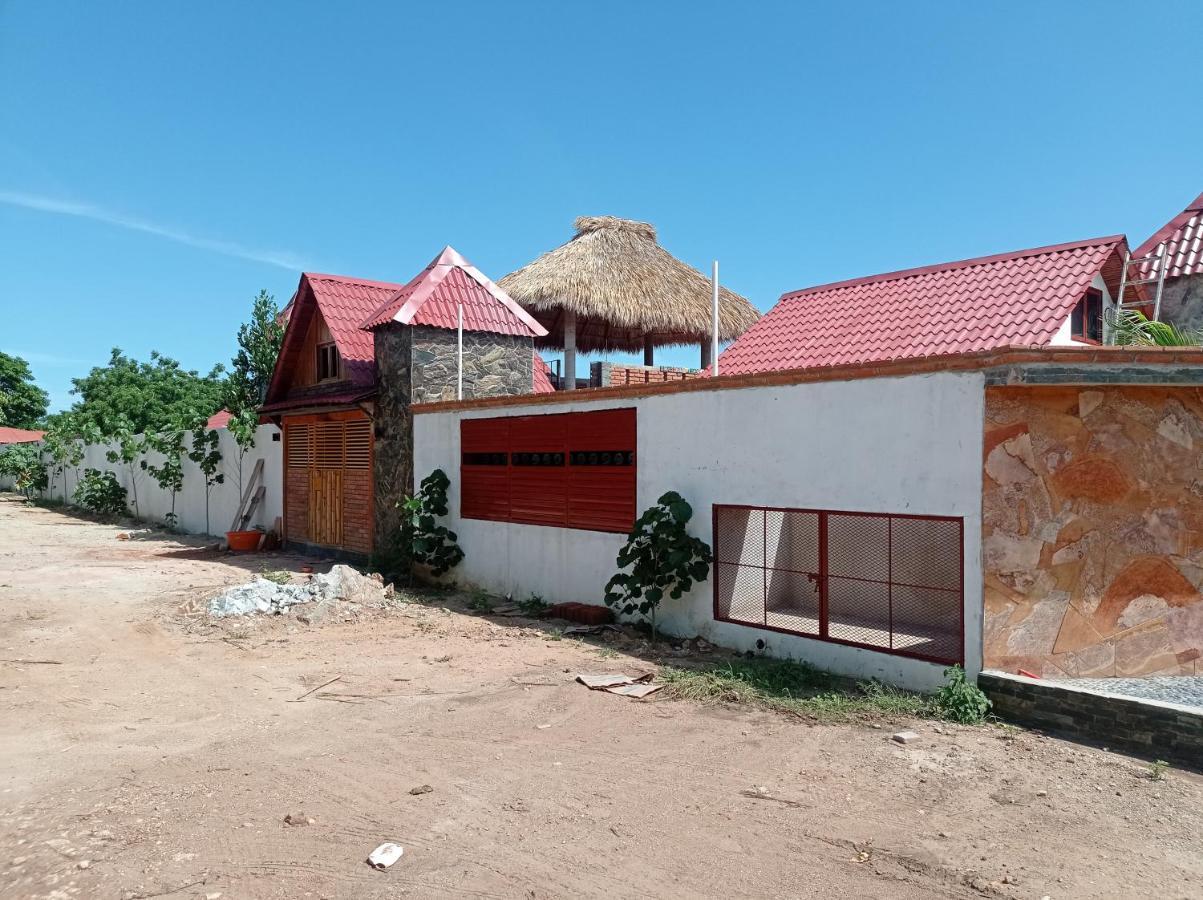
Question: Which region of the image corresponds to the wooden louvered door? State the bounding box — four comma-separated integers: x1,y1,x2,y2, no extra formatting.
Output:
284,412,373,553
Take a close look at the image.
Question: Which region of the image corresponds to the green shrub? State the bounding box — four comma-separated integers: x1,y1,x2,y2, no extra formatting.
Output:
74,469,128,517
603,491,711,639
0,443,47,498
402,469,464,577
935,665,991,724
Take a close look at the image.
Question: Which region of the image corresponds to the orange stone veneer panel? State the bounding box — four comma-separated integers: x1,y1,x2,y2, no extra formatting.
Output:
982,386,1203,678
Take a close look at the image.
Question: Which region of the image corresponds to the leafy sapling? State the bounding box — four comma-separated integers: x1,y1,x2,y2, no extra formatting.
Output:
188,420,225,535
401,469,465,580
603,491,711,642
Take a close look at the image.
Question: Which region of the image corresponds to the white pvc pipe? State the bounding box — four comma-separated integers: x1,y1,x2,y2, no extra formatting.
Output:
457,303,464,400
711,260,720,377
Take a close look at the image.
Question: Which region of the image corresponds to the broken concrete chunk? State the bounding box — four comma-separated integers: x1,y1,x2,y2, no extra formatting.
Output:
891,730,920,745
208,565,391,618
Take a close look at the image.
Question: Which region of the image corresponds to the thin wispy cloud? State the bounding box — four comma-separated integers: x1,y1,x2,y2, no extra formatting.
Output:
0,189,309,270
4,350,90,367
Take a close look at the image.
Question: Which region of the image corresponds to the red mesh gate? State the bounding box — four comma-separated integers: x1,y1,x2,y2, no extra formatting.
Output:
713,505,963,665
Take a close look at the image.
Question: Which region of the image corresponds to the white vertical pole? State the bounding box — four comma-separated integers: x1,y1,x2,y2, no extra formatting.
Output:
711,260,720,377
563,309,577,391
457,303,463,400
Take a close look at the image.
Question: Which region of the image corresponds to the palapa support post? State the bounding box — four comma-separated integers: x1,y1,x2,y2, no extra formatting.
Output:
643,334,654,366
563,310,577,390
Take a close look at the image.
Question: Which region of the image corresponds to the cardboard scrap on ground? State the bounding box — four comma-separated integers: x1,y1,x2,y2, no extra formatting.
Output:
576,672,663,699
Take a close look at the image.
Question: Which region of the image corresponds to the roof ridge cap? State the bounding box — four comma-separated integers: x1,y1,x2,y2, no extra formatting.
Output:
780,235,1125,301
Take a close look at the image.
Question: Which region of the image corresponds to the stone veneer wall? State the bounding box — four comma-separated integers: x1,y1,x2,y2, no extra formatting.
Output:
1162,273,1203,334
983,385,1203,678
410,326,533,404
373,326,414,556
373,324,534,553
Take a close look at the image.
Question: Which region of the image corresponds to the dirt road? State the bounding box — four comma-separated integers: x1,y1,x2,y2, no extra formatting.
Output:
1,497,1199,899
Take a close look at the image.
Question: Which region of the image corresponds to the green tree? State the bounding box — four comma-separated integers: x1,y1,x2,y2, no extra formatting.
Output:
142,417,189,529
226,289,284,410
223,290,284,500
69,348,225,438
0,352,49,429
188,420,224,534
41,412,85,497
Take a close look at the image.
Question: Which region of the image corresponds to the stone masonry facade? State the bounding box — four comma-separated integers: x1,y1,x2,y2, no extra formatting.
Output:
983,385,1203,678
373,324,533,554
1162,273,1203,334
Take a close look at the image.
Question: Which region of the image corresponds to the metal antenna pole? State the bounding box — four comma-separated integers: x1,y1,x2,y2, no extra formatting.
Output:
711,260,720,377
457,303,464,400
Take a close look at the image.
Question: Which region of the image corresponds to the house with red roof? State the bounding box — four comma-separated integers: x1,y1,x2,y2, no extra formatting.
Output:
261,246,550,558
0,426,46,446
1133,190,1203,331
719,235,1130,376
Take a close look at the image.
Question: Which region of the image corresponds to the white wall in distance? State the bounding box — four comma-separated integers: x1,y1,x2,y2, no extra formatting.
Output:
415,371,986,691
39,424,283,538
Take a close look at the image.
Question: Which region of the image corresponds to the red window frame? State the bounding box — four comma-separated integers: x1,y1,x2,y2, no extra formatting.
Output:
460,408,636,533
712,504,964,665
1070,288,1103,344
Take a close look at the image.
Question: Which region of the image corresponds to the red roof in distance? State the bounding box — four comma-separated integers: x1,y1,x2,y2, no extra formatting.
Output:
1133,190,1203,280
361,246,547,337
0,426,46,444
719,236,1127,376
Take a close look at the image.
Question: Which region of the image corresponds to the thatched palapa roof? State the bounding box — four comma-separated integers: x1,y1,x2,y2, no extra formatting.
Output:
498,216,760,353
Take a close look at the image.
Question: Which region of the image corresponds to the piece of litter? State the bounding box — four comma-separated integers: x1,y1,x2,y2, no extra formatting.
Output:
575,672,663,698
892,731,919,745
563,624,622,636
408,784,433,795
367,842,404,870
536,723,552,729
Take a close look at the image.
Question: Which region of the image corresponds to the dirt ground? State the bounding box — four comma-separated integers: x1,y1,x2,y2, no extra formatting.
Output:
1,497,1200,900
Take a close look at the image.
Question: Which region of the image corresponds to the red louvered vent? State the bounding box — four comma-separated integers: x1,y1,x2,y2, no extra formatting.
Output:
459,408,636,533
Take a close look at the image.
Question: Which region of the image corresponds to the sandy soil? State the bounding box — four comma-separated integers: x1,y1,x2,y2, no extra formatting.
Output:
0,496,1200,900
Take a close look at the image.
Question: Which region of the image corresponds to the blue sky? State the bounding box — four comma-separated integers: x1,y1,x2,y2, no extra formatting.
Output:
2,1,1200,412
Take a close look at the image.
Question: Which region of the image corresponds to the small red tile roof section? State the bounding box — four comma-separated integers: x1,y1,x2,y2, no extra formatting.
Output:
1133,190,1203,279
361,246,547,337
0,426,45,444
532,353,554,394
206,409,232,430
718,236,1128,376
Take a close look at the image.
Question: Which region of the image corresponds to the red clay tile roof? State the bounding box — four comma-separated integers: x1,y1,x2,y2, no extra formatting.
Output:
0,426,45,444
306,273,405,387
361,246,547,337
1133,191,1203,279
719,236,1127,375
206,409,232,430
533,352,554,394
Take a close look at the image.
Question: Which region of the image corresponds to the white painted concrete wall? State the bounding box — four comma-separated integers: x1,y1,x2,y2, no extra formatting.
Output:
34,425,283,538
415,371,987,691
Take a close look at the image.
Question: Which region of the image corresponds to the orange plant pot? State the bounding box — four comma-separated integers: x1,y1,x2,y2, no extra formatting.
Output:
226,530,261,552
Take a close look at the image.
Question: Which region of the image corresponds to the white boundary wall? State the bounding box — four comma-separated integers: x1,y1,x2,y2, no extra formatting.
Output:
415,372,986,691
34,424,283,538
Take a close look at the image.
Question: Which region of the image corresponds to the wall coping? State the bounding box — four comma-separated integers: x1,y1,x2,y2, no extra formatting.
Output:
982,670,1203,718
412,346,1203,415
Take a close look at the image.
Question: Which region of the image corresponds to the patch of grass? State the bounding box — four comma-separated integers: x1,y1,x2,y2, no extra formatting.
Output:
259,569,292,585
595,646,620,659
658,658,933,723
544,628,564,641
466,589,494,612
1145,759,1170,781
517,592,549,617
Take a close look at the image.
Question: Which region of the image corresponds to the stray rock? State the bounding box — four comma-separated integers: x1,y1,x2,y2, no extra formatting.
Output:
1036,790,1048,797
892,730,920,745
408,784,433,796
77,860,91,870
283,812,313,826
116,533,130,541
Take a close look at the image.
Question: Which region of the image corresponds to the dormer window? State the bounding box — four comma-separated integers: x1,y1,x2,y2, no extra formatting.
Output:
1070,288,1103,344
317,342,341,381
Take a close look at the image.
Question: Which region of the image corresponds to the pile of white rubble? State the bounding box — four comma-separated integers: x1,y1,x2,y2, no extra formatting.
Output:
208,565,393,618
